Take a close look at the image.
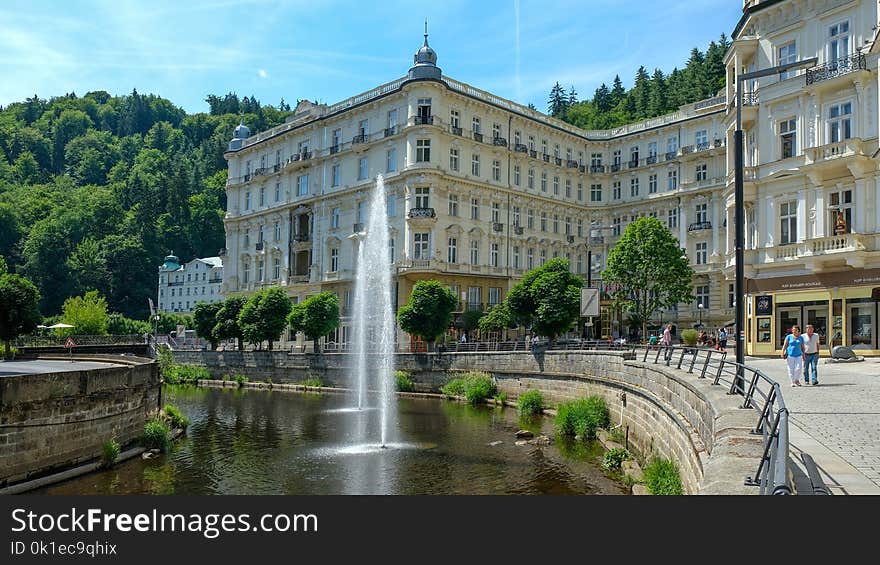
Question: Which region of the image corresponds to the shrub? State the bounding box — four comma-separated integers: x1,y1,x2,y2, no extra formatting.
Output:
517,389,544,418
2,345,17,360
156,345,175,371
440,371,497,406
440,378,467,398
643,458,684,495
163,403,189,430
142,418,171,452
555,396,610,440
233,373,249,388
163,365,210,385
395,370,414,392
101,438,120,467
301,376,323,388
602,447,630,471
494,392,508,405
680,329,699,346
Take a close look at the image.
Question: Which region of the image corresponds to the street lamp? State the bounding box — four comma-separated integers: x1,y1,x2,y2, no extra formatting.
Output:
734,57,817,381
697,303,704,328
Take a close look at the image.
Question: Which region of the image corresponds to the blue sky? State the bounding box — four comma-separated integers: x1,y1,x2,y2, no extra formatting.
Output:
1,0,743,114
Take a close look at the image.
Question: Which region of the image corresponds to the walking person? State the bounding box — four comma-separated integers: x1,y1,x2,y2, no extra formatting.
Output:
781,325,806,387
717,327,727,353
803,324,820,385
662,324,673,360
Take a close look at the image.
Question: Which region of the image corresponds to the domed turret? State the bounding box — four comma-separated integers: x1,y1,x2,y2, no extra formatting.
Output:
228,119,250,151
161,252,180,271
408,21,442,80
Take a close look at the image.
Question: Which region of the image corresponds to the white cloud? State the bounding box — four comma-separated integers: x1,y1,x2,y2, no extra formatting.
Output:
258,69,268,78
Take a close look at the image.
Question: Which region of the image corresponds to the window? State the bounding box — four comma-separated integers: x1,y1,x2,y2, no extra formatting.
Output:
275,182,282,202
331,207,340,228
565,179,571,199
591,184,602,202
467,286,481,308
259,186,265,207
542,139,548,156
514,131,521,146
416,139,431,162
527,209,534,230
447,237,457,263
242,260,249,284
243,228,250,247
667,136,677,155
576,254,583,274
630,146,639,164
613,149,621,166
358,119,369,138
577,183,583,202
332,164,341,187
829,189,853,233
513,206,521,227
528,135,535,151
414,186,430,209
539,249,546,266
612,217,621,236
695,202,708,224
695,163,707,181
450,110,460,128
273,258,281,280
630,177,639,197
358,157,368,180
527,168,535,189
471,198,480,220
387,193,396,217
695,130,708,149
448,194,459,217
728,283,735,308
330,248,339,272
244,191,251,210
357,201,367,224
778,42,797,80
488,287,502,306
577,219,583,237
564,217,571,235
492,159,501,181
541,171,547,192
274,221,281,241
527,248,534,270
297,174,309,196
471,154,480,176
492,123,502,140
387,109,398,132
696,285,709,309
386,148,397,172
649,174,657,194
780,200,798,244
490,243,499,267
667,170,678,190
513,246,520,269
553,176,559,196
612,181,621,200
472,116,481,134
554,144,560,158
470,240,479,264
332,128,342,149
491,202,500,223
828,21,850,65
513,165,521,186
695,242,707,265
780,118,796,158
553,214,559,233
828,102,852,143
414,233,430,260
258,224,265,243
449,148,459,171
591,153,603,168
540,212,547,232
648,141,657,157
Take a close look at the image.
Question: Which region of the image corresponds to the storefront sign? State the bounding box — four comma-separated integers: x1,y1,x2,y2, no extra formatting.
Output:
755,295,772,315
747,268,880,293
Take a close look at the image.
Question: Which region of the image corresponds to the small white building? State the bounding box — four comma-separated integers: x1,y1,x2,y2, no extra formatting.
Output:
157,254,224,313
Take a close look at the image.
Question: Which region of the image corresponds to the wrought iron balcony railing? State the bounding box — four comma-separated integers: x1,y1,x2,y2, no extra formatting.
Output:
646,155,657,165
472,131,483,142
806,53,866,85
514,143,528,153
414,115,433,125
352,134,367,144
590,165,604,173
741,91,759,106
408,207,436,219
492,222,503,232
688,221,712,232
566,159,579,169
450,125,462,136
492,136,507,147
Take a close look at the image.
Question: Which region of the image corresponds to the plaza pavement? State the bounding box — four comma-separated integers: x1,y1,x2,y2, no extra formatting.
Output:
0,359,122,377
744,355,880,495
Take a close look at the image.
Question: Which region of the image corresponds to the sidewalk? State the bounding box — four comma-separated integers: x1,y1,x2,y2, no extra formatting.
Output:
744,356,880,495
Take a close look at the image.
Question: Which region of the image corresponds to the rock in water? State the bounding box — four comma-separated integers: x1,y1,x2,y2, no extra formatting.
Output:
488,440,503,446
529,435,550,446
515,430,534,439
515,440,529,446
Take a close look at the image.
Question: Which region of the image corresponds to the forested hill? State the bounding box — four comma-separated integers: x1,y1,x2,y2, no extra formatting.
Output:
547,34,730,130
0,90,292,319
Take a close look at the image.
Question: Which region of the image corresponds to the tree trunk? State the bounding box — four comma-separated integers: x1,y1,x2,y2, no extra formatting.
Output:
313,337,320,354
267,339,273,351
3,340,9,359
237,337,243,351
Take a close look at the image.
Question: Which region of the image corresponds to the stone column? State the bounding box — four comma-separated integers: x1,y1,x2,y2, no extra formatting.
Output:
679,201,688,250
764,195,774,248
797,188,807,243
815,185,825,239
711,196,720,256
853,178,867,234
403,185,413,260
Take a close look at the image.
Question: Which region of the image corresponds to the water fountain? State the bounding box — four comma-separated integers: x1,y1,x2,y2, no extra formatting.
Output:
350,174,397,448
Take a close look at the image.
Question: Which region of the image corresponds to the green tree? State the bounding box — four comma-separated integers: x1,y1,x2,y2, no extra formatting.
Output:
507,258,582,342
51,109,93,173
106,313,150,335
213,295,247,350
461,309,484,339
192,301,223,349
602,216,694,341
397,280,457,350
61,290,109,335
0,273,41,357
288,291,339,353
547,82,568,117
478,303,512,335
239,288,293,351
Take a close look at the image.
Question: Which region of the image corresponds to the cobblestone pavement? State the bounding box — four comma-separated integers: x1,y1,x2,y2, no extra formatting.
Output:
744,356,880,494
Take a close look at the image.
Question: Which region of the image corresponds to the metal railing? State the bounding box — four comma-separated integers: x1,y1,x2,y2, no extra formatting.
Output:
15,334,147,347
805,53,866,85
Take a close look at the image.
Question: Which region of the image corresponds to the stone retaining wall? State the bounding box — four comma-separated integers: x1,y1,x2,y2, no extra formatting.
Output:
172,350,763,494
0,356,161,487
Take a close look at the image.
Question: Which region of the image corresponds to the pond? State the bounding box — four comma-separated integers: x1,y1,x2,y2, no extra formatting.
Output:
36,386,628,495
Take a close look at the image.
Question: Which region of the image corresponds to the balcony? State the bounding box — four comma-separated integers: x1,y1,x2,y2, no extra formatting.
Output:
806,53,866,85
554,157,563,166
492,136,508,147
610,163,621,172
566,160,579,169
529,149,537,158
353,223,364,233
741,91,759,106
300,151,312,160
646,155,657,165
243,173,252,182
408,207,436,219
589,236,605,245
542,153,550,163
273,164,281,173
329,145,340,154
208,278,222,284
579,165,586,173
628,159,639,169
384,126,397,137
681,145,694,154
450,125,462,136
514,143,528,153
665,151,677,161
290,274,309,284
566,235,575,244
805,138,865,166
293,233,311,243
774,234,867,262
352,134,367,144
590,165,604,173
513,226,524,235
255,241,264,251
414,115,433,125
688,221,712,232
253,167,267,177
287,154,301,165
492,222,504,233
472,132,483,142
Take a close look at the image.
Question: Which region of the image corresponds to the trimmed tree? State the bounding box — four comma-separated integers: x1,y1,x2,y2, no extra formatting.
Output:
192,301,223,349
507,258,582,343
479,302,513,337
602,216,694,341
213,295,247,350
397,280,457,350
61,290,109,335
239,288,293,351
0,273,41,358
287,291,339,354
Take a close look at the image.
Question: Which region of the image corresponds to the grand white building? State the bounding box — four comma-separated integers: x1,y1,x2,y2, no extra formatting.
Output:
222,0,880,355
157,254,224,314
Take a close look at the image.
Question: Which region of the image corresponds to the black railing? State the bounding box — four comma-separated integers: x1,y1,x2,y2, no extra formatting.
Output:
646,155,657,165
610,163,621,172
472,132,483,142
492,136,507,147
492,222,503,232
590,165,604,173
273,164,281,172
329,145,340,154
207,278,222,284
566,235,575,243
696,142,711,152
15,334,147,347
293,233,310,242
255,241,264,251
579,165,586,173
450,126,462,136
628,159,639,169
529,149,537,158
542,153,550,163
513,226,524,235
352,134,367,144
300,151,312,160
566,159,579,168
665,151,677,160
688,221,712,231
353,223,364,232
806,53,866,85
414,115,433,125
554,157,563,166
514,143,528,153
742,91,759,106
408,207,436,219
384,126,397,136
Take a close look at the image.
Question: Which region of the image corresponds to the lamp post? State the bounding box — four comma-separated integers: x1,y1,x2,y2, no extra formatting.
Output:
733,57,816,388
697,303,704,328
